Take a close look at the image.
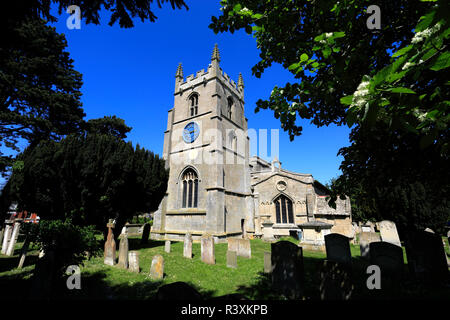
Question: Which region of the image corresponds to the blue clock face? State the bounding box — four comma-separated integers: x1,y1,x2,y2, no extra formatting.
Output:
183,122,200,143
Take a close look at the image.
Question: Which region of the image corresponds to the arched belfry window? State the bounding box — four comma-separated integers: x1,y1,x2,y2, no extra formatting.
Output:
227,97,233,119
189,94,198,117
181,168,198,208
274,194,294,224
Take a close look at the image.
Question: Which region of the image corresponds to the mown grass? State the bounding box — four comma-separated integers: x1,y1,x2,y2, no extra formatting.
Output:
0,234,449,300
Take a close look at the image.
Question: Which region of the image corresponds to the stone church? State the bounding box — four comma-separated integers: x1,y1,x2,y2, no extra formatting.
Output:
151,45,352,246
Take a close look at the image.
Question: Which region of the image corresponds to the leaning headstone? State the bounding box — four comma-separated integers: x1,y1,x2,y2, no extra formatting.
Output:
319,260,353,300
1,220,13,254
6,219,23,256
141,223,151,245
18,237,31,269
165,240,171,253
226,250,237,269
404,230,449,285
183,233,192,259
379,220,401,247
117,234,129,269
156,282,202,300
104,220,116,266
264,251,271,274
201,234,215,265
325,233,352,269
149,254,164,280
128,251,140,273
359,232,381,259
271,241,304,299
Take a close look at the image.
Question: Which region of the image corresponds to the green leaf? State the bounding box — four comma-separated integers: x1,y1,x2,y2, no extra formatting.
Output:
386,87,416,94
392,45,413,58
300,53,309,62
340,95,354,105
430,52,450,71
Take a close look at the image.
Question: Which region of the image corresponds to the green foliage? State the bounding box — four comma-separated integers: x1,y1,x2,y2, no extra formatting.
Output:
30,219,100,278
345,1,450,153
210,0,434,140
6,132,169,230
3,1,189,28
85,116,132,139
0,19,85,173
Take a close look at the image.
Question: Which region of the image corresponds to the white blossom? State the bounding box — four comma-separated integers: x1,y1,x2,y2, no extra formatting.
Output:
411,22,441,44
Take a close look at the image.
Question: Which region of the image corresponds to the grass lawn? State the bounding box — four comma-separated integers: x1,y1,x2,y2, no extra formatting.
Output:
0,235,449,300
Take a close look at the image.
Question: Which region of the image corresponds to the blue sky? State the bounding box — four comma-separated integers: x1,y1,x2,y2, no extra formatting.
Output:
48,1,351,185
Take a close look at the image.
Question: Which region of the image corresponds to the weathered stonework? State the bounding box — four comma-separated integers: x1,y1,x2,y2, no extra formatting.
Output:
151,45,352,244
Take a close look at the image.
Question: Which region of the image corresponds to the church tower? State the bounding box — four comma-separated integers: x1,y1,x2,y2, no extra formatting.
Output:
151,45,255,242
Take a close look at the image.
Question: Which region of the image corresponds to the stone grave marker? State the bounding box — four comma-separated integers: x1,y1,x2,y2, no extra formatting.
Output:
227,238,251,258
359,232,381,259
117,233,129,269
201,234,215,265
149,254,164,280
1,220,13,254
319,260,353,300
271,241,304,299
183,233,192,259
104,220,116,266
264,251,271,273
165,240,171,253
6,219,23,256
128,251,140,273
141,223,151,245
226,250,237,269
379,220,401,247
156,282,202,300
369,241,404,291
404,230,449,284
325,233,352,269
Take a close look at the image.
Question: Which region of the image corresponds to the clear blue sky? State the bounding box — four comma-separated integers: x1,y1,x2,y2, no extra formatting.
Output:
49,1,351,185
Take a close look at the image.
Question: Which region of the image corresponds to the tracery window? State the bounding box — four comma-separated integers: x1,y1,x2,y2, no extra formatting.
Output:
182,168,198,208
274,194,294,224
189,94,198,117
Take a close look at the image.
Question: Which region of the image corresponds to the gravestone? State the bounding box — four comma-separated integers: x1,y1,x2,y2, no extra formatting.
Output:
1,220,13,254
264,251,271,274
227,238,251,258
104,220,116,266
128,251,139,273
117,234,129,269
201,234,215,265
359,232,381,259
156,282,202,300
165,240,171,253
379,220,401,247
271,241,304,299
18,237,31,269
325,233,352,269
183,233,192,259
6,219,23,256
369,241,404,282
141,223,151,245
404,230,449,285
149,254,164,280
226,250,237,269
319,260,353,300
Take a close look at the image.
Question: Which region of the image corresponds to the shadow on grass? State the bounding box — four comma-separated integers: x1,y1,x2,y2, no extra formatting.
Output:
127,238,165,251
0,253,39,273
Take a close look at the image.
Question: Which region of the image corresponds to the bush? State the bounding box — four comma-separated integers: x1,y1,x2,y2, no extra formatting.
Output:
31,219,101,277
